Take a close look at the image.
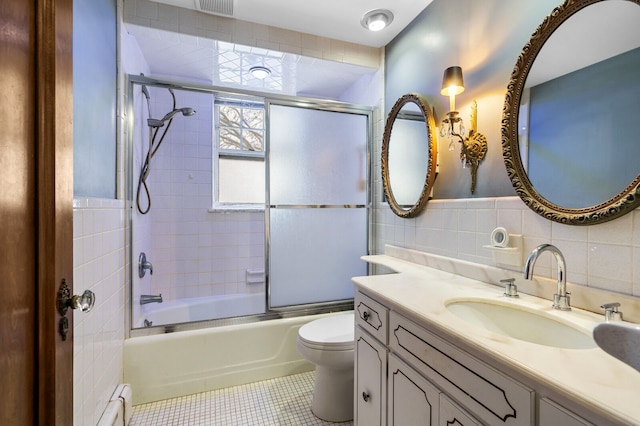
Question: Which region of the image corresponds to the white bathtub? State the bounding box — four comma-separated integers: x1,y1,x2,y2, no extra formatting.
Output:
138,293,265,327
124,312,347,405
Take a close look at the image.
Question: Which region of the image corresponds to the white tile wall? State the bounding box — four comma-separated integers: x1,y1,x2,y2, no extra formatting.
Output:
373,195,640,297
132,87,265,307
73,197,126,426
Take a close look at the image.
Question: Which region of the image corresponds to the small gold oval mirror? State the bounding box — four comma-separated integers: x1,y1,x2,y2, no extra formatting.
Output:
382,93,438,218
502,0,640,225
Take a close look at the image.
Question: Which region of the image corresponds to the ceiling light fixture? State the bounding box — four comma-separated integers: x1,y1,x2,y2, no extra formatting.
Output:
249,66,271,79
361,9,394,32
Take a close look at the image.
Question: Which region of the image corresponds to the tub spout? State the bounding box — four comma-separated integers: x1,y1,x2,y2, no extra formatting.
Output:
140,294,163,305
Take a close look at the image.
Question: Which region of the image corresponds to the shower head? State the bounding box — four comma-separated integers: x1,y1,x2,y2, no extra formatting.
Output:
147,107,196,128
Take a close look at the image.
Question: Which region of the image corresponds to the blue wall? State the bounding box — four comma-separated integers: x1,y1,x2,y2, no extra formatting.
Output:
384,0,561,198
73,0,117,198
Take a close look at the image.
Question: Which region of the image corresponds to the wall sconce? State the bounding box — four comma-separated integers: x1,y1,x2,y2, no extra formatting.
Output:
439,66,488,194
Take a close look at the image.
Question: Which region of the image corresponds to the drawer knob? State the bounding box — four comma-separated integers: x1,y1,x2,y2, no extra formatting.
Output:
362,391,370,402
363,311,370,321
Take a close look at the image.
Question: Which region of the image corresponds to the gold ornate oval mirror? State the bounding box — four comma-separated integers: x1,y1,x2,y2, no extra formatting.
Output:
502,0,640,225
382,93,438,218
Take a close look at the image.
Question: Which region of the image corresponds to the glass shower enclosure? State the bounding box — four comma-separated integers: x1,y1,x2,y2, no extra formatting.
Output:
126,75,371,333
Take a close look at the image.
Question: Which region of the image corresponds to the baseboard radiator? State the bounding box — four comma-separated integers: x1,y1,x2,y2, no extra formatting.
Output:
96,384,133,426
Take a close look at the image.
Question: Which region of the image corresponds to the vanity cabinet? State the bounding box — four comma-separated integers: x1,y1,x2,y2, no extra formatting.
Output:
355,290,537,426
388,354,439,425
538,398,593,426
355,327,387,425
439,395,480,426
389,310,534,426
355,292,389,425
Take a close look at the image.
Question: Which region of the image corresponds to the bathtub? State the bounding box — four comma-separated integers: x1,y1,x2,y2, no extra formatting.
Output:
138,293,265,327
124,312,346,405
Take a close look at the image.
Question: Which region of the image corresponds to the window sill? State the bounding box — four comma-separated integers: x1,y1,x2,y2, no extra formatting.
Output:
208,204,265,213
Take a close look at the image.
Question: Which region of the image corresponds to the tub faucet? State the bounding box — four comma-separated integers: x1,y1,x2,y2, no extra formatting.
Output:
138,252,153,278
140,294,163,305
524,244,570,311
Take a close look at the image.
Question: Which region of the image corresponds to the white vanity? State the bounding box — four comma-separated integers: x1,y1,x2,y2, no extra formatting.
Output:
352,247,640,426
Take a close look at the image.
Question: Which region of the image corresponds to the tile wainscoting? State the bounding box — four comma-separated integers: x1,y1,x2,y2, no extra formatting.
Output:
373,196,640,298
73,198,127,426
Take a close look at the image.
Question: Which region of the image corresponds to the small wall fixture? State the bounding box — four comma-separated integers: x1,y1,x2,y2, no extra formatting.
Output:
361,9,394,31
249,66,271,79
439,66,488,194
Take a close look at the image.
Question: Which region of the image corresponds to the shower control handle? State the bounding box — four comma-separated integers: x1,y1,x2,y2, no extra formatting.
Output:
138,252,154,278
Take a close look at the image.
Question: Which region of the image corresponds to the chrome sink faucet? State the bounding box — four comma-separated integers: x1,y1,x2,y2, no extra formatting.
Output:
524,244,571,311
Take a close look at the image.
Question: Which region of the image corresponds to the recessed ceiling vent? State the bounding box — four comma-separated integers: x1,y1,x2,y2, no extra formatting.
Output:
195,0,234,17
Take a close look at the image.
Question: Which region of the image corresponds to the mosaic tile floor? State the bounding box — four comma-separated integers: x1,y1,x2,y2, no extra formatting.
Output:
130,371,353,426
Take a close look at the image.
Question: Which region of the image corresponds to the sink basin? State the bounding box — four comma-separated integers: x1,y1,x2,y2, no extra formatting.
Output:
593,322,640,372
446,299,596,349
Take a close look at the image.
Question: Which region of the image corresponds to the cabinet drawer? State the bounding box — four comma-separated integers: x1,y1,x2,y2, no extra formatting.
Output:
355,291,389,344
389,311,534,426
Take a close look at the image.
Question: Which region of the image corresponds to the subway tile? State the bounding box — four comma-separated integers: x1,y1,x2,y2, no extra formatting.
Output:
552,221,587,242
157,4,178,25
588,213,633,245
494,196,523,210
458,209,476,232
588,243,632,282
633,210,640,246
465,198,495,209
477,209,498,234
522,209,551,239
135,0,159,20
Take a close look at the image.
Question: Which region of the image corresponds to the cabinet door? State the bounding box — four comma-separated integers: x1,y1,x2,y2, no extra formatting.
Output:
355,326,388,426
388,354,439,425
539,398,594,426
390,311,534,426
439,395,480,426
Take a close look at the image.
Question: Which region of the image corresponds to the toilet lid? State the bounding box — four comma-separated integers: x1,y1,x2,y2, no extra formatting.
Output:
298,313,354,349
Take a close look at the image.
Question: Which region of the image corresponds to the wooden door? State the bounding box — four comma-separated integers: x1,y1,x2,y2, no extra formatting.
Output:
0,0,74,425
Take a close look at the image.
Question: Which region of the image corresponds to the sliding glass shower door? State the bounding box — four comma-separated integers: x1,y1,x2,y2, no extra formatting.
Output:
267,102,370,308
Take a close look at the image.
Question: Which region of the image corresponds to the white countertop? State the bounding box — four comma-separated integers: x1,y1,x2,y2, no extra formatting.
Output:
352,254,640,425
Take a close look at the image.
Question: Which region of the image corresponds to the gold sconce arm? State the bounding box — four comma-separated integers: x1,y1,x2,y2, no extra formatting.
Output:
441,101,488,193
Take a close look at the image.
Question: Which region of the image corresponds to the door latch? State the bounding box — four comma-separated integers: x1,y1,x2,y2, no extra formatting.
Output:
57,279,96,340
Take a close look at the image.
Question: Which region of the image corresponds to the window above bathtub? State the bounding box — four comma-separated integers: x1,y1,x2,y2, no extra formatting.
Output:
212,96,266,211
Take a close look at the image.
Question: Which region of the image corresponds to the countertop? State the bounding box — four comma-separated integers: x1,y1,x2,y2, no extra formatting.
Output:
352,254,640,425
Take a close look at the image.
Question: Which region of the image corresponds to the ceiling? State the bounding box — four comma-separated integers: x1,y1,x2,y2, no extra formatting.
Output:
127,1,432,99
150,0,433,48
127,23,380,99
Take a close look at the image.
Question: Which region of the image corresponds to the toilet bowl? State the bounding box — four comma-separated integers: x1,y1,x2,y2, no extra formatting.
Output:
297,312,355,422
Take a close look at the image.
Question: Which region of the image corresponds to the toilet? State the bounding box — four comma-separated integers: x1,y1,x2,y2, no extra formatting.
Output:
297,312,355,422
